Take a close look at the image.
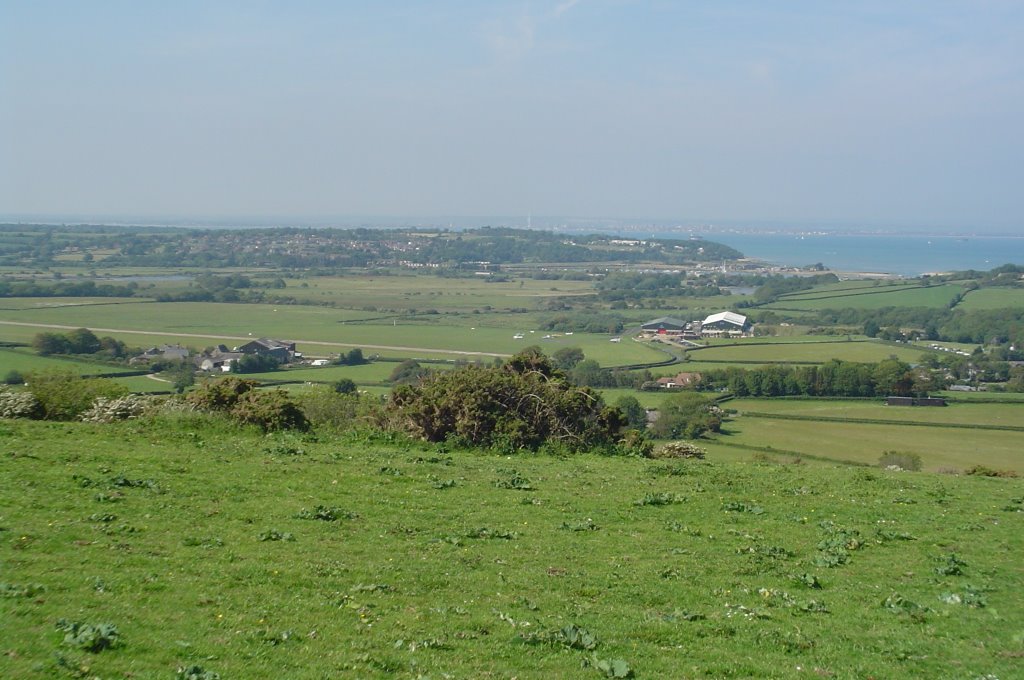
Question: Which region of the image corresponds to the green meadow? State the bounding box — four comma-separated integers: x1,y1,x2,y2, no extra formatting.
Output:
2,418,1022,679
766,284,965,311
957,287,1024,310
0,348,129,378
685,341,925,365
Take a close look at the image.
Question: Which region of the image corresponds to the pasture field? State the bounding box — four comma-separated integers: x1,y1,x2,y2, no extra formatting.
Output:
2,417,1022,679
774,280,923,301
0,300,664,366
272,275,597,312
0,297,143,311
715,415,1023,472
764,284,964,310
0,348,129,377
242,361,435,385
939,391,1024,403
685,340,924,364
957,287,1024,310
727,398,1024,428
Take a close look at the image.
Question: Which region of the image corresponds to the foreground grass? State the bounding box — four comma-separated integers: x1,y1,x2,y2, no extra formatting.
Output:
2,418,1023,678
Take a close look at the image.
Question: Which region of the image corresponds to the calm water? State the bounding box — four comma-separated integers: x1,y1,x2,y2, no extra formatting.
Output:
659,233,1024,276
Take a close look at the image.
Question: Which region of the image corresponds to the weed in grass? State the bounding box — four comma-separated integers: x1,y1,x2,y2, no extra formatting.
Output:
587,655,634,678
0,582,45,598
393,637,448,651
935,553,967,576
182,536,224,548
464,527,517,540
378,465,403,476
494,468,534,490
109,473,160,491
86,513,116,523
295,505,358,521
350,583,393,593
256,529,295,542
722,501,765,514
882,593,930,621
634,492,686,506
55,619,120,653
666,521,702,536
561,518,599,531
519,624,599,650
176,665,220,680
263,443,304,456
430,477,457,489
792,573,822,589
875,529,917,542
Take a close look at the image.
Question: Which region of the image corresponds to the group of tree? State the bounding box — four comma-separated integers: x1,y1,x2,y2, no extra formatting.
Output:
0,279,138,299
32,329,129,359
334,348,367,366
695,358,934,398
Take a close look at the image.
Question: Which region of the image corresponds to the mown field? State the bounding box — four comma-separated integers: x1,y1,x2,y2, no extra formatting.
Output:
685,341,925,365
2,418,1022,678
728,398,1024,428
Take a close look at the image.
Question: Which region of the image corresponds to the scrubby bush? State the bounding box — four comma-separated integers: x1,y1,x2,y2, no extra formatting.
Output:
80,394,157,423
297,386,379,431
387,349,624,452
649,392,722,439
0,388,43,419
187,377,259,411
878,451,923,471
230,390,309,432
4,370,24,385
25,371,128,420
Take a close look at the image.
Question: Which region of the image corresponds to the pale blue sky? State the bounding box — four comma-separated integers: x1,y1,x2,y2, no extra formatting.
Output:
1,1,1021,231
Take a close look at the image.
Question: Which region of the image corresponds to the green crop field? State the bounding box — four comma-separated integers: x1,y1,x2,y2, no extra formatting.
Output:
715,415,1024,472
2,417,1022,678
765,284,964,310
956,287,1024,310
685,341,924,364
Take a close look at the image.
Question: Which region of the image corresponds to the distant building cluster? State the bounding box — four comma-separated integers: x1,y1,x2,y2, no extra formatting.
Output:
640,311,751,340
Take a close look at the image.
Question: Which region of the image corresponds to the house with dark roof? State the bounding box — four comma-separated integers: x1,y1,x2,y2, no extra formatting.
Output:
235,338,296,363
641,317,689,335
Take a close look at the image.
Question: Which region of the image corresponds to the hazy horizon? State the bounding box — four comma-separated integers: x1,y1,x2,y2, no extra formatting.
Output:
3,2,1022,232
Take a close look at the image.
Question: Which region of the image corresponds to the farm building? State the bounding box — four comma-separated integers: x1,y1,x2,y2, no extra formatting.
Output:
700,311,750,337
641,317,688,335
235,338,296,363
130,344,190,365
199,351,243,373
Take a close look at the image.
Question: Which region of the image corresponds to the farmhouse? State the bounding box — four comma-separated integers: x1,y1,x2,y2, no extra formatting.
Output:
655,372,703,389
129,344,190,365
700,311,750,337
199,351,243,372
235,338,296,363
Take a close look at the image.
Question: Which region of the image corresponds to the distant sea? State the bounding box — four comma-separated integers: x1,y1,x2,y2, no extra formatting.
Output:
652,233,1024,277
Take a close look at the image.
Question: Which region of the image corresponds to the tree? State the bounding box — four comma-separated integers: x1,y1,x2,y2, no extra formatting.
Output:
649,392,721,439
614,395,647,430
232,354,279,374
332,378,357,395
552,347,585,371
863,320,880,338
390,360,430,384
32,332,70,356
65,328,101,354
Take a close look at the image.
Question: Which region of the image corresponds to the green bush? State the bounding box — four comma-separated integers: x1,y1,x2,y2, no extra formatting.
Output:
187,377,259,411
230,390,309,432
297,386,379,431
25,371,128,420
387,350,623,452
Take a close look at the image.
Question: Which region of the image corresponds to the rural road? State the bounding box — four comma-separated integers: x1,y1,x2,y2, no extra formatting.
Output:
0,320,511,358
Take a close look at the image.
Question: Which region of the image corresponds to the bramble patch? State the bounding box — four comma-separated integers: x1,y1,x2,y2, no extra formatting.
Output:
56,619,120,653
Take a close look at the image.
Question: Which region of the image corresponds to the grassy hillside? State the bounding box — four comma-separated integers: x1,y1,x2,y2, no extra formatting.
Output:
2,418,1023,678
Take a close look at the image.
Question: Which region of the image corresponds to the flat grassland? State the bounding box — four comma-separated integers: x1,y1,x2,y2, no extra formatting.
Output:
686,340,924,364
728,398,1024,428
0,299,663,366
1,418,1021,679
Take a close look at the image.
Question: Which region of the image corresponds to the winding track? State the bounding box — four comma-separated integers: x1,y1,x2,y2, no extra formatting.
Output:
0,320,510,358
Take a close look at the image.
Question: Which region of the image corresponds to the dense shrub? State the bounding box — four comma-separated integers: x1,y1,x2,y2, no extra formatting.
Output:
649,392,722,439
25,371,128,420
0,388,43,419
187,377,259,410
651,441,707,459
878,451,923,471
229,390,309,432
298,387,378,431
387,349,624,452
